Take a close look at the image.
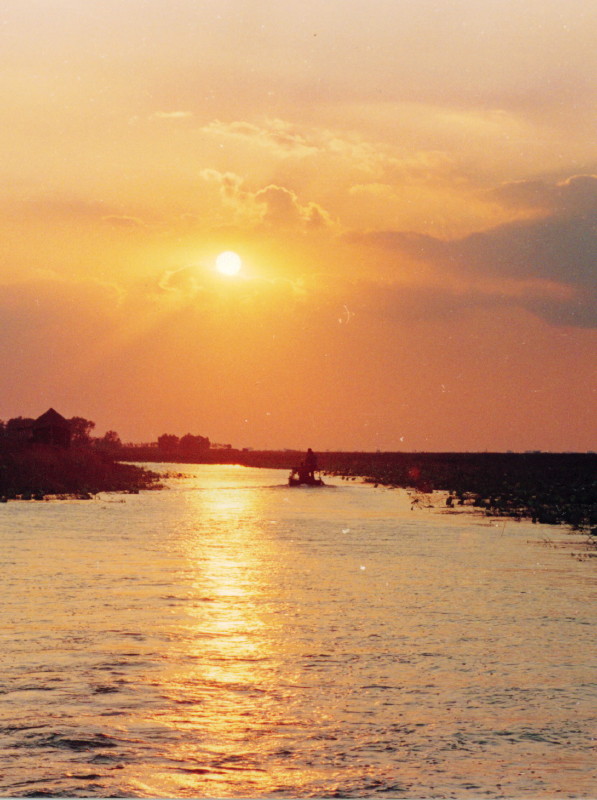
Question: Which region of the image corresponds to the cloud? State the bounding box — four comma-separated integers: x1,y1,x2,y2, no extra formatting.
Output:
490,174,597,215
201,117,456,184
348,151,458,198
200,169,334,231
350,175,597,327
458,216,596,288
5,196,109,221
521,292,597,329
151,111,193,120
253,184,333,229
4,196,149,230
366,215,595,290
322,273,596,332
102,214,146,228
201,118,318,158
158,265,203,293
200,169,245,201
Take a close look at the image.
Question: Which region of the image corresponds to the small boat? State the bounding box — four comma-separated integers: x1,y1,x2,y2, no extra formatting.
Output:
288,468,325,487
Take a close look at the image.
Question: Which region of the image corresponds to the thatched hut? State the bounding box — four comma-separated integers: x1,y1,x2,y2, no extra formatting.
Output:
32,408,71,448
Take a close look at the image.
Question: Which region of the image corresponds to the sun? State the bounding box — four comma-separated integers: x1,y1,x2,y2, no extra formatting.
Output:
215,250,243,276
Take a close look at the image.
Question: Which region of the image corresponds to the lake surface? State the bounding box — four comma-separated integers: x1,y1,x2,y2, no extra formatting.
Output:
1,464,595,798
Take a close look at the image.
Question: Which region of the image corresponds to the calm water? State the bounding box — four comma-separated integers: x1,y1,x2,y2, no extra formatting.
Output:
1,464,595,799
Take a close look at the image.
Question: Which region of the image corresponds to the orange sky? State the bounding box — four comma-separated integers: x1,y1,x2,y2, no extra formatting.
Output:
1,0,596,451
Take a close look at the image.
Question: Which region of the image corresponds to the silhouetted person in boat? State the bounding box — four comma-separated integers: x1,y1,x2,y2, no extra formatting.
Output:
297,463,309,482
304,448,318,480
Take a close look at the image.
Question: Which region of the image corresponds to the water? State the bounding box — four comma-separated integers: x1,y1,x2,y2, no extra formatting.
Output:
1,464,595,798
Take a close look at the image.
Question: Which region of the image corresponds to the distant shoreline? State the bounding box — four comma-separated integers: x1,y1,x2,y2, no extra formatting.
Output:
123,449,596,536
2,444,595,538
316,451,596,536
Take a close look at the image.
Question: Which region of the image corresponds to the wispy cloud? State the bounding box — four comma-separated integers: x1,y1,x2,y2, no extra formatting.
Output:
200,118,318,158
102,214,146,228
151,111,194,120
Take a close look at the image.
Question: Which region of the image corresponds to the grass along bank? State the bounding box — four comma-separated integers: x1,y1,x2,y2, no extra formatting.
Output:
320,451,596,536
0,444,160,500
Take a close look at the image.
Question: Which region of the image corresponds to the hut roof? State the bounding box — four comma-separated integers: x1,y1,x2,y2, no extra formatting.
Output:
34,408,69,427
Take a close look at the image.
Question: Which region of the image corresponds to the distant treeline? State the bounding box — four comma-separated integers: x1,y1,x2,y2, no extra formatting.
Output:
0,417,215,457
119,443,295,465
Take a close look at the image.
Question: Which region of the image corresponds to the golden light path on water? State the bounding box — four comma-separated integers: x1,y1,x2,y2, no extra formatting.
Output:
139,471,324,797
0,465,595,798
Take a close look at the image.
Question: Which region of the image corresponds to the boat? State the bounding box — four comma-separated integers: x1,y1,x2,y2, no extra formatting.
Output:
288,468,325,487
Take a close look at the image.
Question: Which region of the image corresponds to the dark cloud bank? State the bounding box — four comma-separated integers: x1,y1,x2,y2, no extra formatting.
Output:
353,175,597,328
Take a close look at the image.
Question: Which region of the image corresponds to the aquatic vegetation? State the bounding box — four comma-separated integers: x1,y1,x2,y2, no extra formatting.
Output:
320,452,597,536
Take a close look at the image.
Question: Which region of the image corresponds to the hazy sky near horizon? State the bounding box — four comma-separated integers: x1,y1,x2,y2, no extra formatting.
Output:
1,0,596,450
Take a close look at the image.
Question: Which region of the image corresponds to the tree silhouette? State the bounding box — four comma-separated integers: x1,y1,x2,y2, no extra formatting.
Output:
69,417,96,446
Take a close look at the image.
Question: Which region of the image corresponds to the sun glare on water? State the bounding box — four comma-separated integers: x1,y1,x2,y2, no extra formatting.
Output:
215,251,243,276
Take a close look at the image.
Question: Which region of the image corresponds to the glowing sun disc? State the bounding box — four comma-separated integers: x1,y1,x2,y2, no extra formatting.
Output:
216,250,242,276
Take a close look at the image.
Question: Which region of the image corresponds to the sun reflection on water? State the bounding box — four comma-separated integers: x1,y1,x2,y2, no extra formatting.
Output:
151,481,291,795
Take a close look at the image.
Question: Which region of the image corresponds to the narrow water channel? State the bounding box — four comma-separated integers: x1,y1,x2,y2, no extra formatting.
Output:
1,465,595,798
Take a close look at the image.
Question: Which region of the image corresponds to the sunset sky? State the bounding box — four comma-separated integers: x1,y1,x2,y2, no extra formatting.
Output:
1,0,596,451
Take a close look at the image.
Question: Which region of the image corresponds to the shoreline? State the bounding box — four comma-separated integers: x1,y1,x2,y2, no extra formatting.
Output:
0,444,160,501
319,452,597,537
2,446,595,539
125,450,595,537
149,449,597,537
